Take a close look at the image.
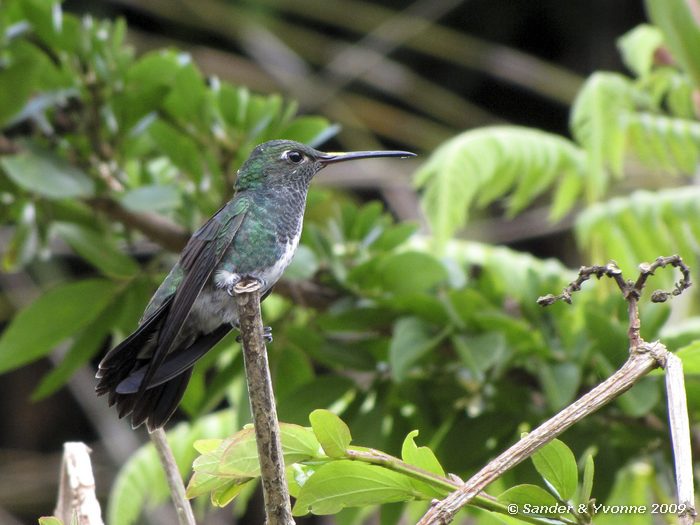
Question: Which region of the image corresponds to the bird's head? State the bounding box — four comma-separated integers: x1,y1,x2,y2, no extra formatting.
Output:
234,139,415,191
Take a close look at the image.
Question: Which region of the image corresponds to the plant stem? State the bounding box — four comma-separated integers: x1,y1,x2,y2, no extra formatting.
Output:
150,428,196,525
234,280,294,525
345,448,572,525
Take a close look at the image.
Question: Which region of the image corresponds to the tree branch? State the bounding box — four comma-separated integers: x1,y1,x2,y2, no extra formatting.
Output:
234,279,294,525
150,428,196,525
88,197,190,253
418,256,695,525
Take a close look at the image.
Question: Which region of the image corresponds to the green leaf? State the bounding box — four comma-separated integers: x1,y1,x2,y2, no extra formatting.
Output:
617,24,665,76
284,244,319,281
0,41,42,126
415,126,586,244
538,362,581,410
31,294,120,400
54,223,139,279
309,409,352,458
389,317,444,382
401,430,445,477
378,252,448,295
0,279,118,374
1,142,95,198
281,116,336,146
498,484,559,514
617,377,661,417
676,340,700,374
646,0,700,87
570,72,634,192
579,452,595,505
293,461,417,516
119,185,181,212
219,424,321,476
530,438,578,501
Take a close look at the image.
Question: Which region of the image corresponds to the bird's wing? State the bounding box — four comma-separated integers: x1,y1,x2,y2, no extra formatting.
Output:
138,197,249,393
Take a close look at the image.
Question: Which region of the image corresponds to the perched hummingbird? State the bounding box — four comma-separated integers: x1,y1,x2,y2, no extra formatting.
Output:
96,139,414,430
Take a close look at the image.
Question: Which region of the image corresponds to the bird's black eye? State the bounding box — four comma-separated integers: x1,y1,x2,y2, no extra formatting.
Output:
284,150,305,164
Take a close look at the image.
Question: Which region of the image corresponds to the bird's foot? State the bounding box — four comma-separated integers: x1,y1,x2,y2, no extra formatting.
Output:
230,277,264,295
235,326,273,343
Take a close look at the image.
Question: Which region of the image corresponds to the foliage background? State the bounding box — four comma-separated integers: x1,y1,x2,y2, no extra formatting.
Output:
2,1,698,524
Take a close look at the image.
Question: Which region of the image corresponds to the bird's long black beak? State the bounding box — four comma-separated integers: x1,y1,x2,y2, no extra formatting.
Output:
319,149,416,164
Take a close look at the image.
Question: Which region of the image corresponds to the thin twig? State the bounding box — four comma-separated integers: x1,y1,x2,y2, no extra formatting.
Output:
150,428,196,525
234,279,294,525
54,442,104,525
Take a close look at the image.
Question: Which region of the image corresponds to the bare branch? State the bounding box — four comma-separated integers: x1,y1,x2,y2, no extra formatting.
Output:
234,279,294,525
150,428,196,525
88,197,190,253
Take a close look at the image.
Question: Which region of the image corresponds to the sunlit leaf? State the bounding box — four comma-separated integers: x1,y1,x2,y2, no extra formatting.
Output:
293,461,417,516
530,438,578,501
309,409,351,458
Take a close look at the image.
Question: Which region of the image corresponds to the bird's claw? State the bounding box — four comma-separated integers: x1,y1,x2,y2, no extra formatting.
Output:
235,326,273,343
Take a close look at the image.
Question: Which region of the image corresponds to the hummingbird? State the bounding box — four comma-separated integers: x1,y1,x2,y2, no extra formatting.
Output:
96,139,415,430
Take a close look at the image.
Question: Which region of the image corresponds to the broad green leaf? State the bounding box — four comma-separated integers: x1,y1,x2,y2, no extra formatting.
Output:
378,252,448,295
415,126,586,245
109,411,234,525
31,294,120,400
617,25,665,77
293,461,417,516
309,409,351,458
1,142,94,198
401,430,445,477
0,41,42,126
284,244,319,281
538,362,581,410
389,317,443,382
220,424,321,476
0,279,118,374
54,222,139,279
530,438,578,501
579,452,595,505
617,377,661,417
498,484,559,514
676,340,700,374
281,116,336,146
119,185,181,212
